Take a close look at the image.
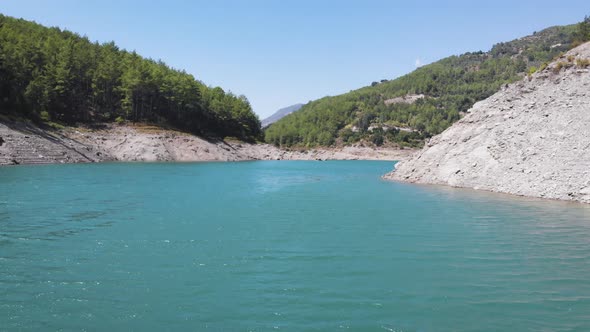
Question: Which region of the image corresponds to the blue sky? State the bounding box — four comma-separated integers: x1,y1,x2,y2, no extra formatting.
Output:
1,1,588,118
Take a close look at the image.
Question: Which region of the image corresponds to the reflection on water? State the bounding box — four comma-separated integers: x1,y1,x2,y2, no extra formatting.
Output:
0,161,589,331
255,174,324,194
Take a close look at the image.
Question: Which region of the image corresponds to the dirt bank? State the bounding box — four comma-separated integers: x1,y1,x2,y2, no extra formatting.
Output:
0,122,412,165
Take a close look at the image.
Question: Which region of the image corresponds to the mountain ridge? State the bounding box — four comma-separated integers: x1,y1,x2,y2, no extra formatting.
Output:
261,103,304,127
385,42,590,203
265,22,581,148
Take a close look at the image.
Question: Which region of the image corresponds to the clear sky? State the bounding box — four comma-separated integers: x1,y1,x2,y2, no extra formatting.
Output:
1,0,588,119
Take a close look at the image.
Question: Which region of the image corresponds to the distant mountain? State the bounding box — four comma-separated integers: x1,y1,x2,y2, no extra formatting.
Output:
261,104,304,127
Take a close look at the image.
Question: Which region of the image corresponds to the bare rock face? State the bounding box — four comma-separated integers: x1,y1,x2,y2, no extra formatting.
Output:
385,42,590,204
0,122,114,165
384,94,425,105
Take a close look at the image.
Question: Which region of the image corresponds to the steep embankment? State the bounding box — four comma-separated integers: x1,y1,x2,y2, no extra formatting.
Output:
385,42,590,203
0,122,411,165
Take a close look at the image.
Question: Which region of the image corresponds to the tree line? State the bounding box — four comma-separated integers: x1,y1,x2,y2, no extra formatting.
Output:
0,14,262,141
265,21,585,148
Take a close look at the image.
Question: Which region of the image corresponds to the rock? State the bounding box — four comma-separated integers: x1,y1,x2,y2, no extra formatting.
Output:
384,41,590,204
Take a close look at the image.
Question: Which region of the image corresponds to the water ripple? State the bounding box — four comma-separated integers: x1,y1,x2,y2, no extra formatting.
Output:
1,161,589,331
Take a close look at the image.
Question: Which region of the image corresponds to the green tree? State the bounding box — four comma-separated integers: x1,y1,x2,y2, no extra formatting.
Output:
265,23,579,148
0,14,261,140
574,16,590,44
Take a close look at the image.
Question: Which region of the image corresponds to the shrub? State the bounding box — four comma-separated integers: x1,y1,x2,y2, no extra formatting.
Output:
40,111,50,122
528,66,538,75
48,121,65,130
567,55,575,62
539,62,548,71
371,128,385,146
555,62,563,72
372,133,384,146
571,40,584,48
527,67,537,81
317,131,334,146
576,58,590,68
554,52,565,60
115,116,125,125
553,62,566,73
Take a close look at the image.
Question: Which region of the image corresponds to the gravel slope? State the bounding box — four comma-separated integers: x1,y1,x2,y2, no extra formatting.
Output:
385,42,590,203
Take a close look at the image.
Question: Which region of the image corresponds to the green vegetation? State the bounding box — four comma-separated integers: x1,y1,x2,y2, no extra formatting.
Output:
572,16,590,46
527,66,537,80
528,66,538,75
554,61,575,73
0,14,261,141
266,23,583,148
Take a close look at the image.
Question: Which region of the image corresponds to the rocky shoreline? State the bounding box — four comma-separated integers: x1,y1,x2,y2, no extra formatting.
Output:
0,122,412,165
385,42,590,204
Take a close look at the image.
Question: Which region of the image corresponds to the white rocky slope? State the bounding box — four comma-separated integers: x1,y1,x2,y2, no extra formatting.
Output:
385,42,590,203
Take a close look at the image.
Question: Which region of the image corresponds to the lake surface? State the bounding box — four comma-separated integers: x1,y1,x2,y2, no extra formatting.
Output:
1,161,590,331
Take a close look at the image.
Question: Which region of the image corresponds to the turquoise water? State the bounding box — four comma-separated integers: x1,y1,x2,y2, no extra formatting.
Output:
1,161,590,331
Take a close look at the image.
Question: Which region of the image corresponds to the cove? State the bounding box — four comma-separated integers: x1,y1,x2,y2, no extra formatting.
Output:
1,161,589,331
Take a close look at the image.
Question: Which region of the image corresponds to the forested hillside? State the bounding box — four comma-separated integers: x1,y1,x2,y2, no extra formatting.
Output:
266,19,589,148
0,14,262,141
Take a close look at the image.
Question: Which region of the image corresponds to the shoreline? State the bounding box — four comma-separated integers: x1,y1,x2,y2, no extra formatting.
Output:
0,121,413,165
383,175,590,205
3,120,588,205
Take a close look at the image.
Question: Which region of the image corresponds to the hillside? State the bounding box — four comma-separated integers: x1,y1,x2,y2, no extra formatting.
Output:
0,14,261,141
385,42,590,203
0,121,411,165
265,23,583,148
261,103,303,127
